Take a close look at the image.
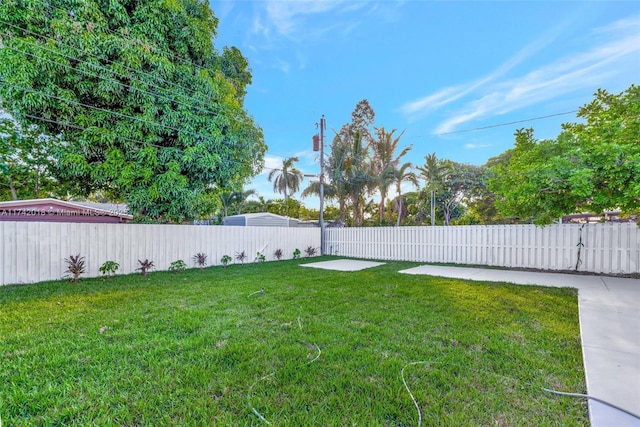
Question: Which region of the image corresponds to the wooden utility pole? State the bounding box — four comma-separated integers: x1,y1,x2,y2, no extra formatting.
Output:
319,115,325,255
313,115,326,254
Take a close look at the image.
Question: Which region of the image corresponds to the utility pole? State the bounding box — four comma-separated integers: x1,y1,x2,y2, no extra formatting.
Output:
312,115,326,255
319,115,325,255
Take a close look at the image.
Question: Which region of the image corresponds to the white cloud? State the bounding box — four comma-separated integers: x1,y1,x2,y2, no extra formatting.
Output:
244,1,383,74
435,109,486,134
401,21,564,121
427,15,640,134
401,86,467,117
275,59,290,73
263,1,366,36
464,143,492,149
438,28,638,133
259,155,283,175
294,148,319,165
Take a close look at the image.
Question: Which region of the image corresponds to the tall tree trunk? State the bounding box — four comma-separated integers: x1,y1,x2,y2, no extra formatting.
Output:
284,187,288,216
443,201,451,226
35,167,40,198
8,176,18,200
430,190,435,226
351,193,362,226
396,196,402,227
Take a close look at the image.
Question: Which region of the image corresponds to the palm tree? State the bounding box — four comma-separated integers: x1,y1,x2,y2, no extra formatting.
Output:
301,180,337,201
219,188,257,217
325,134,352,223
331,131,374,226
392,162,418,226
301,179,339,222
219,191,236,218
268,156,303,214
370,127,411,224
417,153,450,226
234,189,256,214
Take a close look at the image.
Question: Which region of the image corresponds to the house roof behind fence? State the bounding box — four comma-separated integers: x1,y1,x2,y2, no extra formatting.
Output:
0,198,133,222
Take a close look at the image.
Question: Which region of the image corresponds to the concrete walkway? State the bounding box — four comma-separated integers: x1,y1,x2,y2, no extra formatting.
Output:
400,265,640,427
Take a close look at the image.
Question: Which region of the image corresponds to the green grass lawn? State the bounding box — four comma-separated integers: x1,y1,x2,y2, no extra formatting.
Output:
0,257,587,426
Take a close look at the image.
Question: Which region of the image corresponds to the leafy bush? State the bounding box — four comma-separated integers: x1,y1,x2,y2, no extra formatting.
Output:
137,259,154,277
169,260,187,273
64,254,85,282
256,252,266,263
235,251,247,265
293,248,301,260
99,260,119,278
192,253,207,269
273,248,283,260
220,255,232,267
304,246,317,257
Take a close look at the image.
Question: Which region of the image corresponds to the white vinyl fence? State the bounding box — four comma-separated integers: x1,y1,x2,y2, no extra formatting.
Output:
325,223,640,275
2,222,638,286
0,222,320,286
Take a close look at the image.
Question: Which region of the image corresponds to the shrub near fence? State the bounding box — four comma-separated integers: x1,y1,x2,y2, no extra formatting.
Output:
2,222,638,286
325,223,640,275
0,222,320,286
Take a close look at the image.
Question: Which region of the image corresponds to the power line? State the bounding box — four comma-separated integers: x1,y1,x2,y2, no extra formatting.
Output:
0,19,273,162
408,110,579,139
9,110,276,171
53,5,217,80
0,5,220,101
1,81,283,171
1,37,221,118
439,110,579,135
0,19,220,113
1,79,247,149
0,17,300,164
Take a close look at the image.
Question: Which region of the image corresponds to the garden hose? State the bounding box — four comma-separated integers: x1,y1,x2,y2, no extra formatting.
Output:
543,388,640,419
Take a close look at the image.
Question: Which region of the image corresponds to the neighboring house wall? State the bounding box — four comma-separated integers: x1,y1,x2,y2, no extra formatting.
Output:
325,223,639,275
247,214,289,227
0,222,320,286
223,216,246,226
223,213,307,227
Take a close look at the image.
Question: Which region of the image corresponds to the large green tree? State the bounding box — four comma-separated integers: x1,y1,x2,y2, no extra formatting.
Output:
489,85,639,223
327,100,377,226
0,0,265,222
439,161,485,226
0,113,65,200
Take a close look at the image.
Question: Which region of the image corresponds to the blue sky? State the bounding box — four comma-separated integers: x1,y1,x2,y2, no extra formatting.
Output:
210,0,640,208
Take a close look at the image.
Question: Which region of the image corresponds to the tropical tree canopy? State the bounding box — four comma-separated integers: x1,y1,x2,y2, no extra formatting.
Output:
489,84,640,223
439,161,485,226
0,0,266,222
0,114,66,200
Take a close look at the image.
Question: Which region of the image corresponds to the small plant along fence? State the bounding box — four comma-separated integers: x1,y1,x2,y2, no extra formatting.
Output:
1,221,638,285
325,223,640,275
0,222,320,285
